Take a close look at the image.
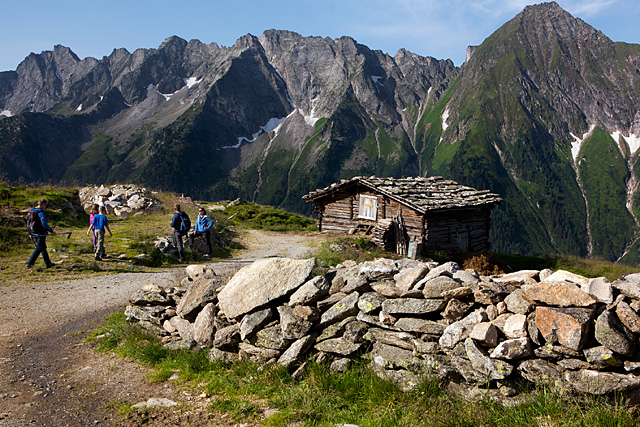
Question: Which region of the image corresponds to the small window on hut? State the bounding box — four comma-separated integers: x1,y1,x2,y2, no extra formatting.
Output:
358,195,377,220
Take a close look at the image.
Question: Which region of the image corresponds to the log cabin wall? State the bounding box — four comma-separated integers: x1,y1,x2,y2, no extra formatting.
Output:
383,198,424,242
424,207,492,252
315,186,427,237
316,185,379,233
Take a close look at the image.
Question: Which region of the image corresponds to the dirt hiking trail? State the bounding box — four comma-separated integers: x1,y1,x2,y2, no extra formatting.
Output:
0,230,329,427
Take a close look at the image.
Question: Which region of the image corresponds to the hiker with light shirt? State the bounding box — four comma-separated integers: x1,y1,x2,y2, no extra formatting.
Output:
189,207,214,257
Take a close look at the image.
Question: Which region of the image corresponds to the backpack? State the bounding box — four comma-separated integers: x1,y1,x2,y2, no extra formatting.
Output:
179,212,191,235
26,208,45,235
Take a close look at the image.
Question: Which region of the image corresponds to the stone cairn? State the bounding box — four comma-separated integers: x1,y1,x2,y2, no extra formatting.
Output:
79,184,164,217
125,257,640,399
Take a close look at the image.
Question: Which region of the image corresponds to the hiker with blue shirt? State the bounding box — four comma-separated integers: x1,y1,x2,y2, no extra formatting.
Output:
26,198,56,268
86,205,112,261
189,207,214,257
170,203,190,262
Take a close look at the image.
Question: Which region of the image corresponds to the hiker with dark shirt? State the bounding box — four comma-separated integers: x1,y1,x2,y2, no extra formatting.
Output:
170,203,190,262
87,205,112,261
26,199,56,268
189,207,214,257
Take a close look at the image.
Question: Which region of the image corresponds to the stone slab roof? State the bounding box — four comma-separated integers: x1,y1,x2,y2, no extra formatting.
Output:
303,176,502,213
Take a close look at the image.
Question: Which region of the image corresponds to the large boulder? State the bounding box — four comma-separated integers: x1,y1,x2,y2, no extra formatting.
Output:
218,258,316,319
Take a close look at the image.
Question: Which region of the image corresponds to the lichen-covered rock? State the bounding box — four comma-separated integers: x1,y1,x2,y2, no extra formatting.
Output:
503,290,534,315
278,305,313,340
370,342,422,371
583,346,622,367
381,298,446,315
394,264,429,291
358,259,398,280
594,310,635,357
565,369,640,395
439,310,488,349
464,338,513,380
288,276,330,306
363,328,416,351
394,318,446,335
343,320,369,342
357,292,387,314
518,359,566,389
535,306,594,351
239,308,274,340
443,299,473,322
319,292,360,327
278,336,315,368
421,276,460,298
251,324,289,350
314,337,363,356
124,305,165,325
129,289,170,306
490,338,532,360
238,343,281,363
213,323,240,348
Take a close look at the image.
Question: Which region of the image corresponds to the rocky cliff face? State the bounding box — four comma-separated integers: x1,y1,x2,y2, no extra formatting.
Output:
1,2,640,264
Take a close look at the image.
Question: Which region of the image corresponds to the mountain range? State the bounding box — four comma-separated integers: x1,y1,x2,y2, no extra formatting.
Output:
1,2,640,264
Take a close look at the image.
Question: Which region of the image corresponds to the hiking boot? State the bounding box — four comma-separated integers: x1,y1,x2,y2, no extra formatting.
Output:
45,263,55,269
26,263,33,269
95,256,102,261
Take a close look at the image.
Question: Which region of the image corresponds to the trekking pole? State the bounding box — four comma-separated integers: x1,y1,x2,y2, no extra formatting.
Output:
55,231,72,239
154,226,169,240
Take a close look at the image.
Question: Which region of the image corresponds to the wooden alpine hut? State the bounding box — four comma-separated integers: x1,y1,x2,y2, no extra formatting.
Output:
303,176,502,256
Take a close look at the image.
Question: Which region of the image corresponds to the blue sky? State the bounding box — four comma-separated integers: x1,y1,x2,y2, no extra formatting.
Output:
1,0,638,72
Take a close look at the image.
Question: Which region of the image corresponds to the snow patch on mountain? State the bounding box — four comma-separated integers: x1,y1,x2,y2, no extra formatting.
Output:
261,117,285,133
570,125,595,161
611,131,640,156
184,77,202,88
299,109,320,127
371,76,384,86
441,108,450,131
1,110,13,117
225,113,292,149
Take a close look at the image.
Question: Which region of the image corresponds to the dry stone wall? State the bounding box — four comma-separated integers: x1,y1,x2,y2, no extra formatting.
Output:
125,257,640,398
